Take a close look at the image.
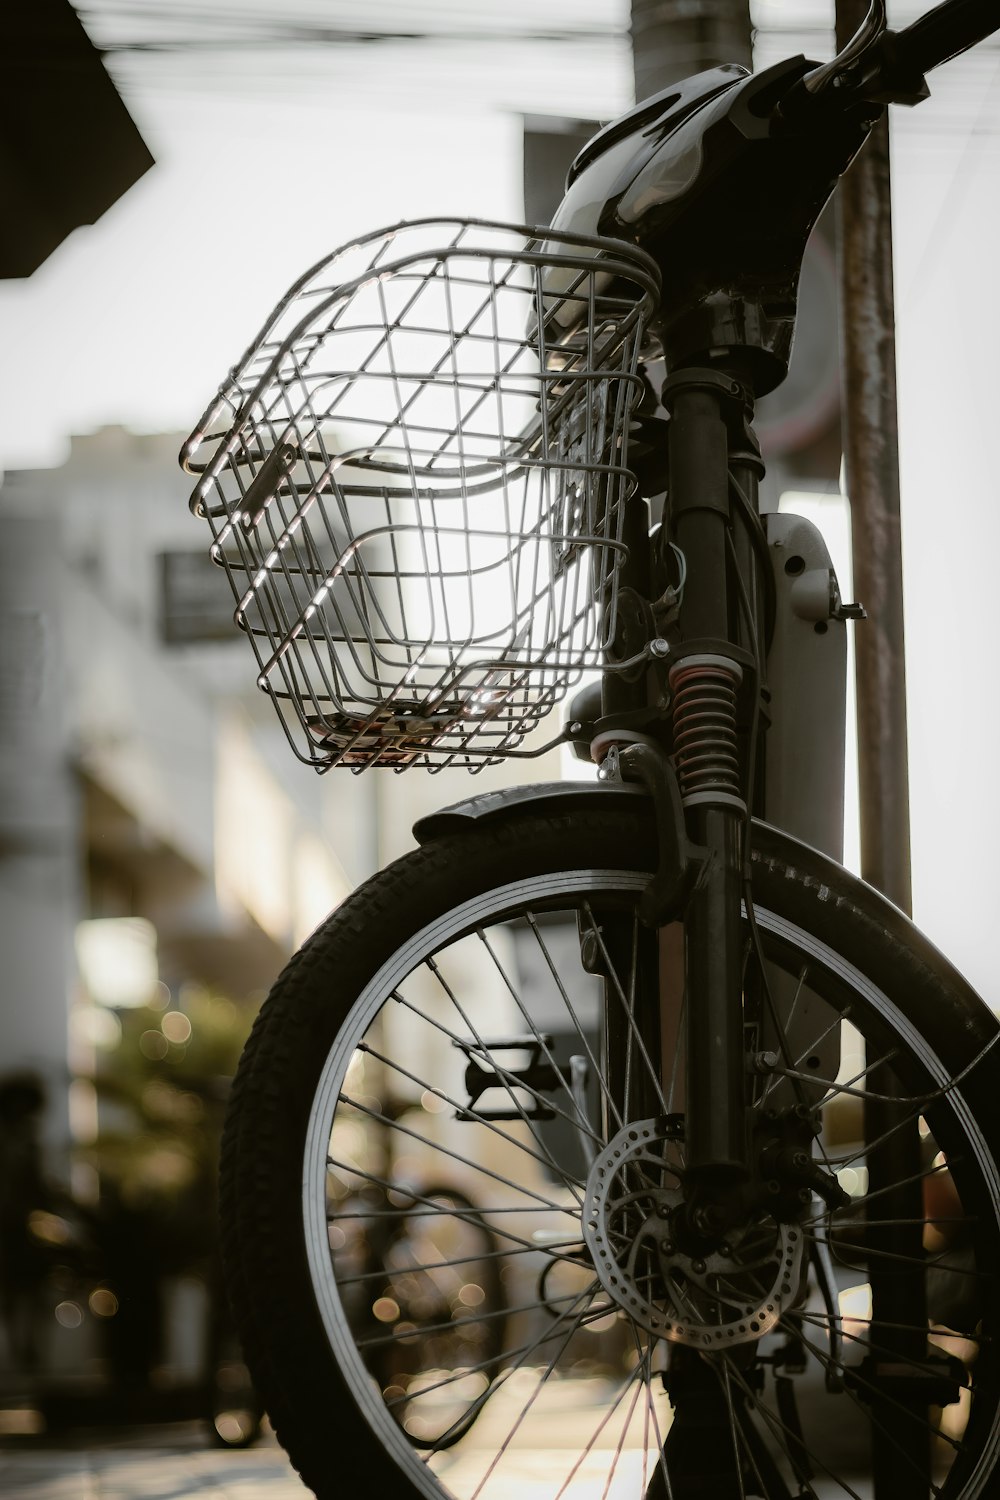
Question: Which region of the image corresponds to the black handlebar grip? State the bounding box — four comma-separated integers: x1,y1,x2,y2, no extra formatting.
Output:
896,0,1000,77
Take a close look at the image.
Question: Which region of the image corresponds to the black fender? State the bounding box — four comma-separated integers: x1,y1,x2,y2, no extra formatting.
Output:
412,780,649,844
413,778,1000,1058
413,778,692,926
413,779,1000,1042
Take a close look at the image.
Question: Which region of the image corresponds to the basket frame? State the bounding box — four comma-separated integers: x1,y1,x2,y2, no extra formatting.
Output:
182,219,660,772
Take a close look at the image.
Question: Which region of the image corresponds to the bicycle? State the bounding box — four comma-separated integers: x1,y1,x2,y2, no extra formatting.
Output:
325,1085,508,1450
181,2,1000,1495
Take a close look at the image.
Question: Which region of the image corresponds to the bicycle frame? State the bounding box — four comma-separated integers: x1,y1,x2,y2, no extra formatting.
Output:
547,0,1000,1255
194,5,1000,1492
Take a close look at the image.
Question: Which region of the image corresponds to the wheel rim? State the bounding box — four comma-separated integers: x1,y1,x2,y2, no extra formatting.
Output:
303,868,1000,1498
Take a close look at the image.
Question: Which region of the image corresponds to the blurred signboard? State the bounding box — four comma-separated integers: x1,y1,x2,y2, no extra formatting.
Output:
159,551,239,646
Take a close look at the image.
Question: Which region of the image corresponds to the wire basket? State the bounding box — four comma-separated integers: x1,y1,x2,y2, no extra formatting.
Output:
181,218,659,771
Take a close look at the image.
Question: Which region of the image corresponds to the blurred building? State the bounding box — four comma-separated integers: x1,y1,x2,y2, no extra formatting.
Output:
0,425,562,1168
0,429,357,1163
0,425,564,1402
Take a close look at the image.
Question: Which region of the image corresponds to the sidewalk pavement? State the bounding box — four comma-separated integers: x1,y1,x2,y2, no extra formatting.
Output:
0,1425,308,1500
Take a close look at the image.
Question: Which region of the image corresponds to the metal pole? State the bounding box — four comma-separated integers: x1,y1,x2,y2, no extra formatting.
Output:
630,0,751,100
835,12,924,1497
836,0,913,917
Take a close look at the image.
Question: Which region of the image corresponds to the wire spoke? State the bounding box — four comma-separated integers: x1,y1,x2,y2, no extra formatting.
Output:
804,1308,984,1346
720,1353,864,1500
381,1283,603,1421
469,1290,602,1498
326,1158,584,1267
796,1305,979,1379
355,1287,594,1354
493,914,621,1137
388,983,606,1152
788,1315,960,1477
854,1157,955,1204
331,1202,579,1219
552,1358,650,1500
626,1321,674,1500
422,946,588,1201
599,1365,647,1500
759,963,820,1107
358,1038,587,1193
334,1236,582,1290
824,1215,974,1230
336,1092,572,1212
830,1235,987,1279
578,902,668,1116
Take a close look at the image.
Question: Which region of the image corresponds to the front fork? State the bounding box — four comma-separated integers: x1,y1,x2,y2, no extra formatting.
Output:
595,367,938,1497
604,366,764,1216
668,368,764,1216
680,803,747,1215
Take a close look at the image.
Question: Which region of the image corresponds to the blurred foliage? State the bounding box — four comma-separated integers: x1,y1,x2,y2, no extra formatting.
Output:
81,988,256,1274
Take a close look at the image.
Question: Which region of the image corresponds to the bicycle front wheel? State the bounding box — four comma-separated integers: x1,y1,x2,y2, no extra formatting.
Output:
220,804,1000,1499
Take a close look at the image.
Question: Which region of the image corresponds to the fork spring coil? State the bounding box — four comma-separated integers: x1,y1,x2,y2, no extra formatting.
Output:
669,655,744,811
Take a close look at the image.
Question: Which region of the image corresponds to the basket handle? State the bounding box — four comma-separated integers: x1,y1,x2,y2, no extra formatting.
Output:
240,441,298,529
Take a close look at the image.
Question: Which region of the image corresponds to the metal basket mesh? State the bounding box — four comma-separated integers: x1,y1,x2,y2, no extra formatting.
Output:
182,219,658,770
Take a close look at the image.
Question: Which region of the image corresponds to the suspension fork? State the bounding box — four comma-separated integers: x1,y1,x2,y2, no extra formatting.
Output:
659,367,765,1221
596,366,765,1197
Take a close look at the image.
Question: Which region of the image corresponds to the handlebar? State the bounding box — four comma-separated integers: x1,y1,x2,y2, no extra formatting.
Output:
801,0,999,104
803,0,887,95
895,0,1000,76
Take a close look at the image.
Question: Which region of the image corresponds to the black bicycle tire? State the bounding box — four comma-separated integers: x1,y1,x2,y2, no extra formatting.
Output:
219,804,1000,1499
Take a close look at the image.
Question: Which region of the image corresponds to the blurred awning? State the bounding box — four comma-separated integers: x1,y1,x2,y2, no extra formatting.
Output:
0,0,154,278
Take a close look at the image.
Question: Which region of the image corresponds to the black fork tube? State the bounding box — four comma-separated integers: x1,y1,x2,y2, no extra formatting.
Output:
666,374,750,1193
667,384,730,641
683,807,745,1185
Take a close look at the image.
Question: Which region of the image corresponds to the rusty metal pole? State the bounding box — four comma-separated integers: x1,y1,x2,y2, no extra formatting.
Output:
836,8,924,1495
630,0,751,100
836,0,913,917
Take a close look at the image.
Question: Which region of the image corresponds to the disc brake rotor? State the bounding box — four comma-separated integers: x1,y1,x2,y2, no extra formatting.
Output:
582,1118,806,1349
